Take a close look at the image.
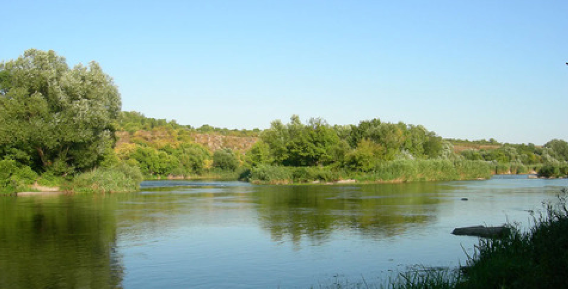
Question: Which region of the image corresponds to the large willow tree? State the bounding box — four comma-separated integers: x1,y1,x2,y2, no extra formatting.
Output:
0,49,121,175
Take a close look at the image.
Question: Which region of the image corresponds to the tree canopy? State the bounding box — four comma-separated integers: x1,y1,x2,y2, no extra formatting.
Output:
0,49,121,174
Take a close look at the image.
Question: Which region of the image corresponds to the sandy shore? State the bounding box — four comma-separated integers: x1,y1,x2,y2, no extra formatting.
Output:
16,191,66,196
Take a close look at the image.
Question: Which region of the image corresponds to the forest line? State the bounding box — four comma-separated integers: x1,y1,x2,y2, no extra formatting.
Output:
1,49,567,194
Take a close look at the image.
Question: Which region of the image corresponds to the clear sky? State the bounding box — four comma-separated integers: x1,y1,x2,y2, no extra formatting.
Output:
1,0,567,145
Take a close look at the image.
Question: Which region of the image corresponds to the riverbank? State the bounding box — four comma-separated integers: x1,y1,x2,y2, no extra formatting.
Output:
246,160,492,185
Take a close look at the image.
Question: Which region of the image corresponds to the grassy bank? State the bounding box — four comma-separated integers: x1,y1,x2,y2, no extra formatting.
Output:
1,162,144,195
247,160,492,184
70,164,144,193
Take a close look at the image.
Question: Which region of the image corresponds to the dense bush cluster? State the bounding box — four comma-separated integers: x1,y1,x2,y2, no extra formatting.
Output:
248,160,491,184
459,139,568,177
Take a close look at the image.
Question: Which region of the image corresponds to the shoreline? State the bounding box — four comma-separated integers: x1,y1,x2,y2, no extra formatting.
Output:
16,191,66,197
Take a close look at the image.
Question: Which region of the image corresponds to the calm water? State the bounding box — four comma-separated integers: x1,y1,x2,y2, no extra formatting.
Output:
1,176,566,288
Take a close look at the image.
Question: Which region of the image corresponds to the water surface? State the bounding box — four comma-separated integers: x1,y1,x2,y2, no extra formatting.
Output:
1,176,566,288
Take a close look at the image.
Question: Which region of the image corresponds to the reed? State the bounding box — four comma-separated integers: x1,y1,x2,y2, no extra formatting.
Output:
71,163,143,193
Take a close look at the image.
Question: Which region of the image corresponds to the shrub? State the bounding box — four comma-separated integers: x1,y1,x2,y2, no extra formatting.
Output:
494,162,511,174
213,149,239,171
249,165,293,183
292,166,336,182
538,164,561,178
0,160,38,194
72,163,143,193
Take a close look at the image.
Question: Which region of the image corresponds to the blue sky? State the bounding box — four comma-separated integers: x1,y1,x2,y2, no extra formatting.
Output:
1,0,567,145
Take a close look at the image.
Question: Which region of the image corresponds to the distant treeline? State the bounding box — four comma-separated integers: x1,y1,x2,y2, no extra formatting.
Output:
111,114,490,183
119,111,260,137
113,113,568,183
3,49,564,194
456,140,568,177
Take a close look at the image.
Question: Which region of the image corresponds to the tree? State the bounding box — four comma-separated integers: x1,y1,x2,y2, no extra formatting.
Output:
544,139,568,162
0,49,121,174
246,141,273,167
213,149,239,171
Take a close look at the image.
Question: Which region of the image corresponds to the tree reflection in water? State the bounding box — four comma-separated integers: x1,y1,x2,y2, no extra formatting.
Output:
0,195,123,289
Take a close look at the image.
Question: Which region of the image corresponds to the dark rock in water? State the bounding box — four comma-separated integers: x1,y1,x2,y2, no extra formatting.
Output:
452,225,510,238
461,198,468,201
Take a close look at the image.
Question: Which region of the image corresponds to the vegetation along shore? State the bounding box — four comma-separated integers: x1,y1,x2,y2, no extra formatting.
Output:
1,49,568,194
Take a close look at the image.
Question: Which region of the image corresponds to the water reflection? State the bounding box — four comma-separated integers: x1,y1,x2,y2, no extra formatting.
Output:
254,182,447,244
0,195,123,289
132,181,448,245
1,178,564,289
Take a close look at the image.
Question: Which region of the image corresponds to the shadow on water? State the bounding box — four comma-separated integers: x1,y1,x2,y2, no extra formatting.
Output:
0,195,124,289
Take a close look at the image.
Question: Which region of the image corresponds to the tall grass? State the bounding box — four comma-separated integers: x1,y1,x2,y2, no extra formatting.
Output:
247,160,491,184
538,162,568,178
358,160,491,182
459,189,568,289
308,269,460,289
71,163,143,193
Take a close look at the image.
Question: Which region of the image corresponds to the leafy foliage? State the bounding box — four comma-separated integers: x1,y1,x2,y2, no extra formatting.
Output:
0,159,38,194
213,149,239,171
71,163,143,193
0,49,121,175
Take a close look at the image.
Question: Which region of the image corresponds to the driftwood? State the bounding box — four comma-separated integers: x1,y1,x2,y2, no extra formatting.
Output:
452,225,510,238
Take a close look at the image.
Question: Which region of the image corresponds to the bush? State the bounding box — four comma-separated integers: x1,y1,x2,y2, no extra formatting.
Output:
0,160,38,194
538,164,561,178
72,163,143,193
213,149,239,171
515,164,529,174
494,162,511,174
249,165,293,183
292,166,336,182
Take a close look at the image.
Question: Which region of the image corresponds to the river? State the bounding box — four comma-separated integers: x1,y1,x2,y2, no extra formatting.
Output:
1,176,566,288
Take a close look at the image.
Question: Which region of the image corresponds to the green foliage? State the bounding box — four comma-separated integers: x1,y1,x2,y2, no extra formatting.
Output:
245,141,274,167
493,162,511,174
453,160,492,179
287,117,340,166
460,191,568,289
359,160,491,182
544,139,568,162
117,111,260,137
292,166,337,182
171,143,211,174
0,160,38,194
348,119,444,161
459,140,568,172
0,49,121,175
248,165,294,183
344,139,383,172
35,171,66,187
72,163,143,193
538,163,568,178
129,146,180,176
261,116,341,166
248,165,339,184
212,149,239,171
247,160,491,184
